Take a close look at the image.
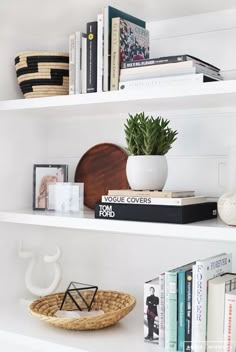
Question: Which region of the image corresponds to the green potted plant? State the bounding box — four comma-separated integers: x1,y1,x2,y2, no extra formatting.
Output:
124,112,178,190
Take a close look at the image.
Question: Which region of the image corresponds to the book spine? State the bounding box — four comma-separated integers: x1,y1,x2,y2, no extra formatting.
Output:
87,21,97,93
69,33,76,95
101,195,206,206
185,269,192,352
110,17,120,91
192,254,232,352
159,273,165,347
81,35,87,94
165,272,177,351
107,190,194,198
95,202,217,224
103,7,109,92
120,67,197,81
178,271,186,352
121,55,219,71
75,32,81,94
97,13,104,93
224,293,236,352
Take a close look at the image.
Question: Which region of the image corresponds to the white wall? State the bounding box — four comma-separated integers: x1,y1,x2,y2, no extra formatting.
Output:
0,5,236,336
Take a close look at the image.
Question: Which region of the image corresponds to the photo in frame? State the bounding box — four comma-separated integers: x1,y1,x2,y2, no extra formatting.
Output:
33,164,68,210
47,182,84,213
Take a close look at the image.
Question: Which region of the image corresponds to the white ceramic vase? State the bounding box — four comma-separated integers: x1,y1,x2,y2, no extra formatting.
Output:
218,192,236,225
126,155,168,190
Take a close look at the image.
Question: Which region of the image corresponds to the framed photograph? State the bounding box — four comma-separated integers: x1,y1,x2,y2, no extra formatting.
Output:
33,164,68,210
47,182,84,213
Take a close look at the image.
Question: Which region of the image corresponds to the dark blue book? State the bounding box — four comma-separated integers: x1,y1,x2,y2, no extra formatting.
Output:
87,21,97,93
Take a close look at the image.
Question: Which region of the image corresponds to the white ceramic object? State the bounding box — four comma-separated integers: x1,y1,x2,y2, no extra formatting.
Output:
218,192,236,225
126,155,168,190
18,242,62,297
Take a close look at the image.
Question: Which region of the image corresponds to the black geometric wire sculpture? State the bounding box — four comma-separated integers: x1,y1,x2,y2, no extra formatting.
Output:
60,282,98,312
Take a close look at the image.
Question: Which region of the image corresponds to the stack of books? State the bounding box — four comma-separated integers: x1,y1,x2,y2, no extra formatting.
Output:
119,54,223,91
95,189,217,224
68,6,148,94
144,253,236,352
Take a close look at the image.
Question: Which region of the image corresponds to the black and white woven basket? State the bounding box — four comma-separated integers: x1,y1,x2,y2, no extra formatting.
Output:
15,51,69,98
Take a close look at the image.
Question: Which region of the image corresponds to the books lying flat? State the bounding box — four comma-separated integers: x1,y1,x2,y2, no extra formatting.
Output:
119,73,219,91
121,54,220,72
95,202,217,224
101,195,207,206
120,61,222,81
107,189,195,198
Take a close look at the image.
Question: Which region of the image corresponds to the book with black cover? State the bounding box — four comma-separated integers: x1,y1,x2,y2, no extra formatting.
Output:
121,54,220,72
95,202,217,224
87,21,97,93
185,269,193,352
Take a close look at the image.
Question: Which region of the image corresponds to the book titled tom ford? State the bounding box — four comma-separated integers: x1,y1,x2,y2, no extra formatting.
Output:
95,202,217,224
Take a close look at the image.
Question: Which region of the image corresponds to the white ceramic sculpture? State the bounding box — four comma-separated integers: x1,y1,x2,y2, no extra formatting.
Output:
18,242,62,297
218,192,236,225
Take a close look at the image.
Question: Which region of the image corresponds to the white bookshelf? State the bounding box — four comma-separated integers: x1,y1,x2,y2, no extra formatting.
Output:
0,81,236,116
0,209,236,242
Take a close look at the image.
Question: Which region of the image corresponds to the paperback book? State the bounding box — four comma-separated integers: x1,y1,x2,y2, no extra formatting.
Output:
144,277,160,344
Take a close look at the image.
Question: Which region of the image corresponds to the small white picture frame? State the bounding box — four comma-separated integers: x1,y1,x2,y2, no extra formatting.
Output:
47,182,84,212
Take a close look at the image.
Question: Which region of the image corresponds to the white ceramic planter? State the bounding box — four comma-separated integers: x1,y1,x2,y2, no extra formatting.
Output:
126,155,168,190
218,192,236,225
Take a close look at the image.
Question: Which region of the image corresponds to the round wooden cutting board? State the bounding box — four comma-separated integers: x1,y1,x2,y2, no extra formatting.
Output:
74,143,129,209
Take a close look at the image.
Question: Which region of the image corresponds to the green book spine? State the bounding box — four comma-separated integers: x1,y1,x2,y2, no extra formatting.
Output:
178,271,186,352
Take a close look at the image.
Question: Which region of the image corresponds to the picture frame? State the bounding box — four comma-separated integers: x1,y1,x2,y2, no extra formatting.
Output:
33,164,68,210
47,182,84,213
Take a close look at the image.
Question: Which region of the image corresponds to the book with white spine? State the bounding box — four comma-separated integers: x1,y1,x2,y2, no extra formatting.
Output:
75,32,86,94
101,195,207,206
191,253,232,352
97,13,103,92
81,35,87,94
223,289,236,352
207,274,236,352
69,33,76,94
119,73,219,91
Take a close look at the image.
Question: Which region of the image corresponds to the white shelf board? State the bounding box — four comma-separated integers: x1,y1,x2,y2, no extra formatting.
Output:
0,300,161,352
1,81,236,115
0,209,236,242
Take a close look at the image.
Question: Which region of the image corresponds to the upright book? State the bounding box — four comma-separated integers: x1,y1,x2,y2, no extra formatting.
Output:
95,202,217,224
224,289,236,352
103,6,146,91
144,277,160,344
207,273,236,352
191,253,232,352
87,21,97,93
110,17,149,90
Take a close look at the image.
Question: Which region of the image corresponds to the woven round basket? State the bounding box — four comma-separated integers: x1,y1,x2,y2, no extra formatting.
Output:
29,290,136,330
15,51,69,98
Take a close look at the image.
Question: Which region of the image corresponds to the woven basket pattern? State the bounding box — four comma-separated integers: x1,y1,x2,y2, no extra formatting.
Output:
15,51,69,98
29,290,136,330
